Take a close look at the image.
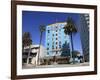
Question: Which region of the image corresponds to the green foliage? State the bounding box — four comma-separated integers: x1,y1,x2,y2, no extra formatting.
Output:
22,32,32,47
64,17,77,35
61,41,70,57
39,25,45,32
63,17,77,60
72,50,80,58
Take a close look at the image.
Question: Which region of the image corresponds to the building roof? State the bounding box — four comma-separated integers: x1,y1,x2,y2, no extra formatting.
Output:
24,44,44,49
47,22,66,27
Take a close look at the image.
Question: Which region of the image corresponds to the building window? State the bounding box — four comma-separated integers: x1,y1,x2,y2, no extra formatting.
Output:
47,43,49,46
56,38,58,40
59,41,61,44
47,52,49,55
56,42,58,44
23,52,28,56
56,34,57,36
25,49,30,52
22,58,27,63
48,30,50,33
56,30,57,32
52,34,54,36
56,46,57,49
29,58,32,63
56,51,58,54
47,48,49,50
59,45,61,48
52,45,54,49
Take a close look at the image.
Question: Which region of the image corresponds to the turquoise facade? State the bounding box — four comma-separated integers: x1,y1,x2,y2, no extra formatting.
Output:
45,22,70,56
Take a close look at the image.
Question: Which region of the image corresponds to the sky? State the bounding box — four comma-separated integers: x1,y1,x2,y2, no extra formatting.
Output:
22,11,83,54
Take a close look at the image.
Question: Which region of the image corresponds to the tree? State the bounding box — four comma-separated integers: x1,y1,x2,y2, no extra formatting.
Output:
38,25,45,65
72,50,81,58
61,41,70,57
63,17,77,62
22,32,32,64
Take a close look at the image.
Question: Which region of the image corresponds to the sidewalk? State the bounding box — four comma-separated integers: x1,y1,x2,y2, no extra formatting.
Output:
22,62,89,69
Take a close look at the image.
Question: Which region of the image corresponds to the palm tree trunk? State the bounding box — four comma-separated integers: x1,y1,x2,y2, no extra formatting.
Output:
37,32,42,65
27,45,31,64
70,33,74,61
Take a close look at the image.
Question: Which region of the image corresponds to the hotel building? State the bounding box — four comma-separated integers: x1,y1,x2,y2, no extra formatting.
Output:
45,22,70,57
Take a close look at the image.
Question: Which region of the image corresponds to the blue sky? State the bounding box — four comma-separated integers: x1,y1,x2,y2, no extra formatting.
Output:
22,11,83,54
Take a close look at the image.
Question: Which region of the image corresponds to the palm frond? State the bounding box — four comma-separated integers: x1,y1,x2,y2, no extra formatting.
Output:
40,25,45,32
64,17,77,35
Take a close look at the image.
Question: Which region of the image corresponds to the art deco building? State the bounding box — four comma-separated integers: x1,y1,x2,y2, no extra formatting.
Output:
45,22,70,57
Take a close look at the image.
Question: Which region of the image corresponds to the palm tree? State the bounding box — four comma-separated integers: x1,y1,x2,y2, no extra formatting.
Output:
63,17,77,63
37,25,45,65
22,32,32,64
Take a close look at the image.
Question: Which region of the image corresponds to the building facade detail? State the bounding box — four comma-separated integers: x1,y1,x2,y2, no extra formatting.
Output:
78,14,89,62
45,22,70,57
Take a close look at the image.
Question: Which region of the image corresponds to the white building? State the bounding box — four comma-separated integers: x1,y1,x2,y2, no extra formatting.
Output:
22,44,46,65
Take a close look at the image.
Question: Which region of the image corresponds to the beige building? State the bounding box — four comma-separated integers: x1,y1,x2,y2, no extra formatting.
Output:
22,44,46,65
